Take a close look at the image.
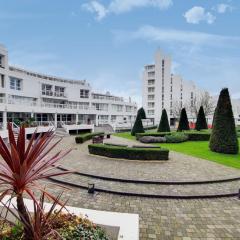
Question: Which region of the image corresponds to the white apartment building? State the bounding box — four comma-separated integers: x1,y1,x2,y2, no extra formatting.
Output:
0,44,137,133
143,50,205,125
143,50,240,126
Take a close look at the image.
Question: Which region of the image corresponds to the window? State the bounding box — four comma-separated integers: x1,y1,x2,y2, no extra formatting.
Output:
162,60,165,67
9,77,22,90
148,110,154,115
42,84,52,96
55,86,65,97
0,74,4,88
191,92,194,99
0,55,4,68
148,95,154,100
80,89,89,98
92,103,108,111
148,71,155,78
148,79,155,85
148,102,154,108
112,104,123,112
148,87,155,93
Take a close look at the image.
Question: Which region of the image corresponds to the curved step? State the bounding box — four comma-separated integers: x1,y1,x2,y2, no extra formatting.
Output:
49,173,240,199
57,166,240,185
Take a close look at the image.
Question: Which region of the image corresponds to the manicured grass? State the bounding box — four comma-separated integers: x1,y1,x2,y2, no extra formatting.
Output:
157,140,240,169
114,131,240,169
113,132,136,141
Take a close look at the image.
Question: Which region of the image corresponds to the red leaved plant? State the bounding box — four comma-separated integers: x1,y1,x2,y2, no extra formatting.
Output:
0,123,71,239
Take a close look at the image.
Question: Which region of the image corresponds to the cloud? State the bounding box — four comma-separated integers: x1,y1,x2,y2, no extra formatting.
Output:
109,0,173,13
113,25,240,47
82,0,172,20
215,3,233,13
82,1,108,21
183,6,216,24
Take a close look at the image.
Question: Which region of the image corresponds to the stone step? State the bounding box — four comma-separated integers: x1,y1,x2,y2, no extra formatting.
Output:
50,172,240,197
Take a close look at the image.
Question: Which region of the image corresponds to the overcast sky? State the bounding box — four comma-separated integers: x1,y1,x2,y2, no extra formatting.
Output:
0,0,240,106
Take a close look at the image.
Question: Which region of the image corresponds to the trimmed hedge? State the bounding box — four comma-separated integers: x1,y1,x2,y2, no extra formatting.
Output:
187,132,211,141
75,132,104,144
136,131,211,142
88,144,169,160
104,143,128,147
165,133,188,143
136,132,171,140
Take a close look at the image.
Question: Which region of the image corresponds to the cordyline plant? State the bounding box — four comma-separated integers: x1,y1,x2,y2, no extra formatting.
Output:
0,123,71,240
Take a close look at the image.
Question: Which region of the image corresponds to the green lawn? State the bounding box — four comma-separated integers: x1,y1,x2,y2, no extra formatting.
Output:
114,132,240,169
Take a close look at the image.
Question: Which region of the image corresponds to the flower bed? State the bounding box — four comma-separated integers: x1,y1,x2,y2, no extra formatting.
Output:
0,213,109,240
88,144,169,160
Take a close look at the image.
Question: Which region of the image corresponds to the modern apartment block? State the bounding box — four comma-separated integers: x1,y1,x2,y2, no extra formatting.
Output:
0,44,137,132
142,50,205,125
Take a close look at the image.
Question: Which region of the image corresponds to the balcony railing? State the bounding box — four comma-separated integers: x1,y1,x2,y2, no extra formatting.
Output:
42,90,67,98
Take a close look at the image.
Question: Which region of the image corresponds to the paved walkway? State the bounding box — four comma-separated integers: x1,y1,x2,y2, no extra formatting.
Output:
45,135,240,239
57,136,240,182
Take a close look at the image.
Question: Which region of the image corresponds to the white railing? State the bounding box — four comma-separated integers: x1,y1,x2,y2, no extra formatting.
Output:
42,90,67,98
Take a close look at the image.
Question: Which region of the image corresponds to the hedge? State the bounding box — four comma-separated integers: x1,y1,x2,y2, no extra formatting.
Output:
187,132,211,141
165,133,188,143
88,144,169,160
75,132,104,144
136,132,171,140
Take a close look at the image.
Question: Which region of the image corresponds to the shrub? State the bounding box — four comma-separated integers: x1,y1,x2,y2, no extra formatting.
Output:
75,132,104,144
138,107,146,119
165,133,188,143
187,132,210,141
195,106,208,131
88,144,169,160
139,136,166,143
209,88,239,154
177,108,190,131
131,113,145,136
158,109,170,132
136,132,171,140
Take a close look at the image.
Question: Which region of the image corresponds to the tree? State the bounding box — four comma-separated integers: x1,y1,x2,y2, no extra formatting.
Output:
138,107,146,119
158,109,170,132
195,106,208,131
172,101,188,119
209,88,239,154
177,108,190,131
131,112,145,136
189,91,215,118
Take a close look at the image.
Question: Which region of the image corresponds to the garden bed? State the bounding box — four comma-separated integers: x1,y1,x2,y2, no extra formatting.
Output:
88,144,169,160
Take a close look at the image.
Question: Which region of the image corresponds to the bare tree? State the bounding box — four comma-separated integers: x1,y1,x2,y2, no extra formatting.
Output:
172,100,188,119
189,91,215,118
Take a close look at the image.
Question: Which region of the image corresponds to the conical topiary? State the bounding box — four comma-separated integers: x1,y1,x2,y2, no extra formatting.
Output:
131,113,145,136
158,109,170,132
209,88,239,154
195,106,208,131
177,108,190,131
138,107,146,119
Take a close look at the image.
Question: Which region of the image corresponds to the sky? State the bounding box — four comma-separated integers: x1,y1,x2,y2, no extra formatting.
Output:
0,0,240,106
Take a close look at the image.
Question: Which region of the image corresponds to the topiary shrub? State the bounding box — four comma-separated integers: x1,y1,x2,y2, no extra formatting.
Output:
88,144,169,160
195,106,208,131
209,88,239,154
139,136,166,143
138,107,146,119
165,133,188,143
177,108,190,131
158,109,170,132
131,112,145,136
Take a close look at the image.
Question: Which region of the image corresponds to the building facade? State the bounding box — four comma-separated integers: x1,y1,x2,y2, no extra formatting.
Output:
0,44,137,131
142,50,206,125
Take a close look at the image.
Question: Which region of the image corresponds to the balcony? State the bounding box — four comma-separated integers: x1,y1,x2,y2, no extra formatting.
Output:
42,90,67,98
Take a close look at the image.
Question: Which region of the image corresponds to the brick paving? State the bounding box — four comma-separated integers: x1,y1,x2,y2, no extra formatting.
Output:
46,135,240,239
